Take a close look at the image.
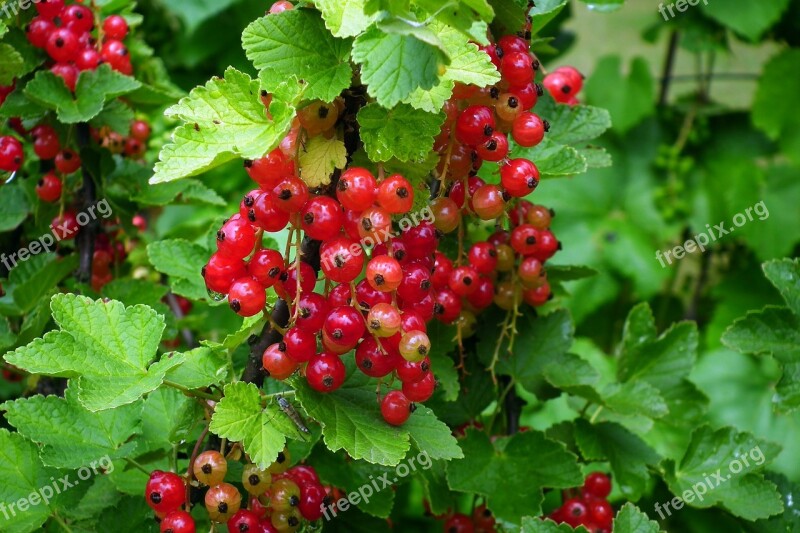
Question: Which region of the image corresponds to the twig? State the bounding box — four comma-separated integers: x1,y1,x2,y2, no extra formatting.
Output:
659,31,679,106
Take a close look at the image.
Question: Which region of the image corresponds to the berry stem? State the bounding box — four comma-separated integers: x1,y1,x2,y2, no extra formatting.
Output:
123,457,150,475
163,380,220,402
51,512,73,533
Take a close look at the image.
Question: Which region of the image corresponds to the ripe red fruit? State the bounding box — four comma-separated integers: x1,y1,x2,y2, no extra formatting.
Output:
51,63,79,91
500,158,539,197
100,39,131,73
443,513,475,533
217,217,257,259
510,82,540,110
466,276,495,310
561,498,588,528
401,222,438,260
283,327,317,363
554,66,585,94
400,311,427,333
130,120,151,142
543,72,576,104
103,15,129,41
227,509,260,533
273,175,309,213
27,17,55,48
35,0,65,19
251,190,290,232
448,266,479,297
0,136,24,172
320,237,364,283
498,35,529,54
431,252,453,288
245,149,294,189
527,204,554,229
62,5,94,33
476,131,509,162
588,499,613,529
583,472,612,499
145,470,186,514
366,255,403,292
531,229,560,262
160,510,196,533
381,390,413,426
402,371,436,402
468,242,498,274
336,167,377,211
294,292,330,333
501,51,535,86
46,28,80,63
355,337,397,378
510,224,538,256
203,253,247,294
430,197,460,233
76,49,103,71
298,483,326,521
471,184,507,220
512,112,548,148
228,277,266,317
247,249,284,288
36,173,62,202
31,125,60,160
327,283,352,308
301,196,342,241
455,105,496,146
51,211,80,240
270,1,295,14
358,206,392,243
377,174,414,214
262,343,300,380
323,306,365,351
306,352,346,392
433,288,461,324
396,356,431,383
55,149,81,174
397,261,432,303
354,279,392,310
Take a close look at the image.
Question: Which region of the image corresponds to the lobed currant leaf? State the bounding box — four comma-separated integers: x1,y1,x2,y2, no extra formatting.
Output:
298,135,348,187
0,44,24,86
146,239,209,301
611,503,663,533
140,387,204,453
315,0,376,38
358,103,446,163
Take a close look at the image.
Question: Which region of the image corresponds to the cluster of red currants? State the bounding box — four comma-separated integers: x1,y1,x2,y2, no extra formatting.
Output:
26,0,133,89
548,472,614,532
543,66,585,106
91,118,152,158
146,447,331,533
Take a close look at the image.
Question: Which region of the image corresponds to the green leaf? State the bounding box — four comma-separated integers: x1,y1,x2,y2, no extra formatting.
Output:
316,0,376,37
446,429,583,523
167,0,239,32
436,23,500,87
1,391,141,469
753,50,800,163
0,430,60,533
617,320,698,392
294,360,459,465
521,517,589,533
0,184,30,232
140,387,202,452
152,68,295,184
358,103,445,163
536,94,613,145
0,20,6,38
490,0,529,37
352,25,444,107
90,98,134,133
147,239,209,301
612,503,662,533
762,258,800,318
63,475,122,522
10,253,79,315
662,426,783,520
242,9,353,103
5,295,178,412
0,44,24,86
530,0,568,33
574,420,661,501
24,65,140,124
512,137,588,178
209,382,302,469
165,346,229,389
701,0,791,41
298,135,347,187
576,0,624,12
584,56,655,135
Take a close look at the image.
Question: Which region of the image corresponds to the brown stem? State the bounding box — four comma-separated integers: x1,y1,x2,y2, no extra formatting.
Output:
659,31,679,106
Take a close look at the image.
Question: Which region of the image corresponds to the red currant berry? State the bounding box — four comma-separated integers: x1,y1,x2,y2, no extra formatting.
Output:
161,511,196,533
323,306,365,351
401,311,427,333
381,390,413,426
46,28,80,63
301,196,342,241
512,112,548,148
62,5,94,33
227,509,260,533
588,500,613,529
401,222,438,261
471,184,507,220
51,211,80,240
358,206,392,243
498,35,529,54
500,158,539,198
245,149,294,189
400,291,435,322
327,283,352,308
100,39,132,73
262,343,300,380
397,261,432,303
561,498,588,528
355,336,397,378
467,242,498,275
583,472,612,499
543,72,575,104
398,330,431,362
247,249,284,288
298,483,326,521
366,255,403,292
466,276,494,310
554,66,585,94
205,482,242,523
367,302,402,337
475,131,509,162
510,224,538,256
433,288,462,324
336,167,377,211
430,197,461,234
103,15,129,41
501,51,535,86
251,190,290,232
306,352,346,393
26,17,55,48
55,149,81,174
269,0,294,14
377,174,414,214
448,266,479,297
31,125,60,160
217,217,257,260
402,368,435,402
527,204,554,229
193,450,227,487
228,277,266,317
203,253,247,294
396,356,430,383
36,172,62,202
354,279,392,310
294,293,330,333
320,237,364,283
443,513,474,533
0,136,24,172
35,0,64,20
273,176,309,213
455,105,496,147
472,504,496,531
518,256,544,287
431,252,453,289
283,326,317,363
130,120,151,142
145,470,186,514
531,229,560,262
509,82,540,110
51,63,79,92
